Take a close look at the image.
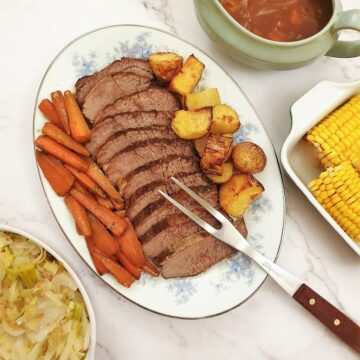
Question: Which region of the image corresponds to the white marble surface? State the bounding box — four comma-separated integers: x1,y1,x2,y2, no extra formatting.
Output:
0,0,360,359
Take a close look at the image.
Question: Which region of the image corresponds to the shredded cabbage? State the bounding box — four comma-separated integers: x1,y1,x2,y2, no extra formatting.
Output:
0,231,90,360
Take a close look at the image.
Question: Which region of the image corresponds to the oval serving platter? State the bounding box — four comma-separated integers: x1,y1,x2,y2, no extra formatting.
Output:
33,25,284,319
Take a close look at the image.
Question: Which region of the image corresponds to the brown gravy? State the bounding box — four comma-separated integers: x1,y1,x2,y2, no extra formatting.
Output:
220,0,333,42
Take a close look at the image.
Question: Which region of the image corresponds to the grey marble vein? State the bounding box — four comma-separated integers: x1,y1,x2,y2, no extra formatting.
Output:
287,210,346,312
142,0,177,34
96,343,115,360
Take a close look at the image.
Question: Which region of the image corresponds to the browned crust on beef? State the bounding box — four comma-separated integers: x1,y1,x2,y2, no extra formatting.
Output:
97,126,175,167
75,58,153,105
155,231,207,265
82,72,152,122
104,140,195,184
129,184,216,236
87,111,172,157
160,235,235,278
94,87,179,125
125,172,210,220
160,217,248,278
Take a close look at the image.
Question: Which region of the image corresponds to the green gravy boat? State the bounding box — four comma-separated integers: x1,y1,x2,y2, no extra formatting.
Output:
194,0,360,70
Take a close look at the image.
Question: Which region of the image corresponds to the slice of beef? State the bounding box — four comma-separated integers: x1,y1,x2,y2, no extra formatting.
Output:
87,111,172,157
161,234,234,278
82,72,152,122
122,156,199,199
125,172,210,223
160,217,248,278
75,58,153,105
129,182,216,237
139,190,219,259
97,126,176,167
104,140,194,185
94,87,179,125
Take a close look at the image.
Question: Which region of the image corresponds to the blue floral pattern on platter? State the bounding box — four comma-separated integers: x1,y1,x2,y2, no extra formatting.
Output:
68,30,276,307
72,51,97,78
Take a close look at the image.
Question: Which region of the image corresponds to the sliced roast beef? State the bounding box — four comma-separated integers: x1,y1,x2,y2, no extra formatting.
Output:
125,172,210,223
97,126,176,167
129,183,216,237
160,217,248,278
75,58,153,105
161,234,235,278
94,87,179,125
139,191,219,259
82,72,152,122
122,156,198,198
104,140,194,184
87,111,172,157
83,57,250,279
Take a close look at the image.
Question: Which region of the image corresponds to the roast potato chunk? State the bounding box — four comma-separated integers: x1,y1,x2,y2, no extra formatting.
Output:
185,88,221,110
206,163,234,184
169,54,205,95
171,108,212,140
194,136,208,157
219,174,264,217
211,104,240,134
149,52,183,83
200,134,233,175
232,142,267,174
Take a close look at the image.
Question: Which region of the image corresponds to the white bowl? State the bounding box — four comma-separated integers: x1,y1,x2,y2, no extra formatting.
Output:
281,80,360,256
0,224,97,359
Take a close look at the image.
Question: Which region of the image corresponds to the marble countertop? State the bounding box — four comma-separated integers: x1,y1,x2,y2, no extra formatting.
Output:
1,0,359,359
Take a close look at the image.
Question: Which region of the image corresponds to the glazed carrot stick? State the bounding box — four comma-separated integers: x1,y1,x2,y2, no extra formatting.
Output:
65,195,92,237
42,123,90,157
64,164,106,198
114,218,146,268
70,188,127,236
93,252,135,287
114,210,126,218
73,181,96,200
142,258,160,277
86,161,122,202
36,150,75,196
35,135,89,172
64,91,91,143
116,251,142,279
75,222,82,236
85,237,108,275
51,91,71,135
38,99,64,129
110,197,125,211
88,214,119,256
95,193,114,210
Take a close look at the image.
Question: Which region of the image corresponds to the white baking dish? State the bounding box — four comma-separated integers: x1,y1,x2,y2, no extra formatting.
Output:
281,80,360,256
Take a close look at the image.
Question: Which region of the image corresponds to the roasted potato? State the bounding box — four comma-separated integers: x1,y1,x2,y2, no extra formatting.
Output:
206,163,234,184
219,174,264,217
169,54,205,96
185,88,221,110
232,142,267,174
194,136,208,157
200,134,233,175
149,52,183,83
171,108,212,140
211,104,240,134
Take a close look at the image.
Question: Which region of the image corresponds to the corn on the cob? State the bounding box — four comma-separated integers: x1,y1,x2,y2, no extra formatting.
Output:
307,94,360,171
308,161,360,243
307,95,360,244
